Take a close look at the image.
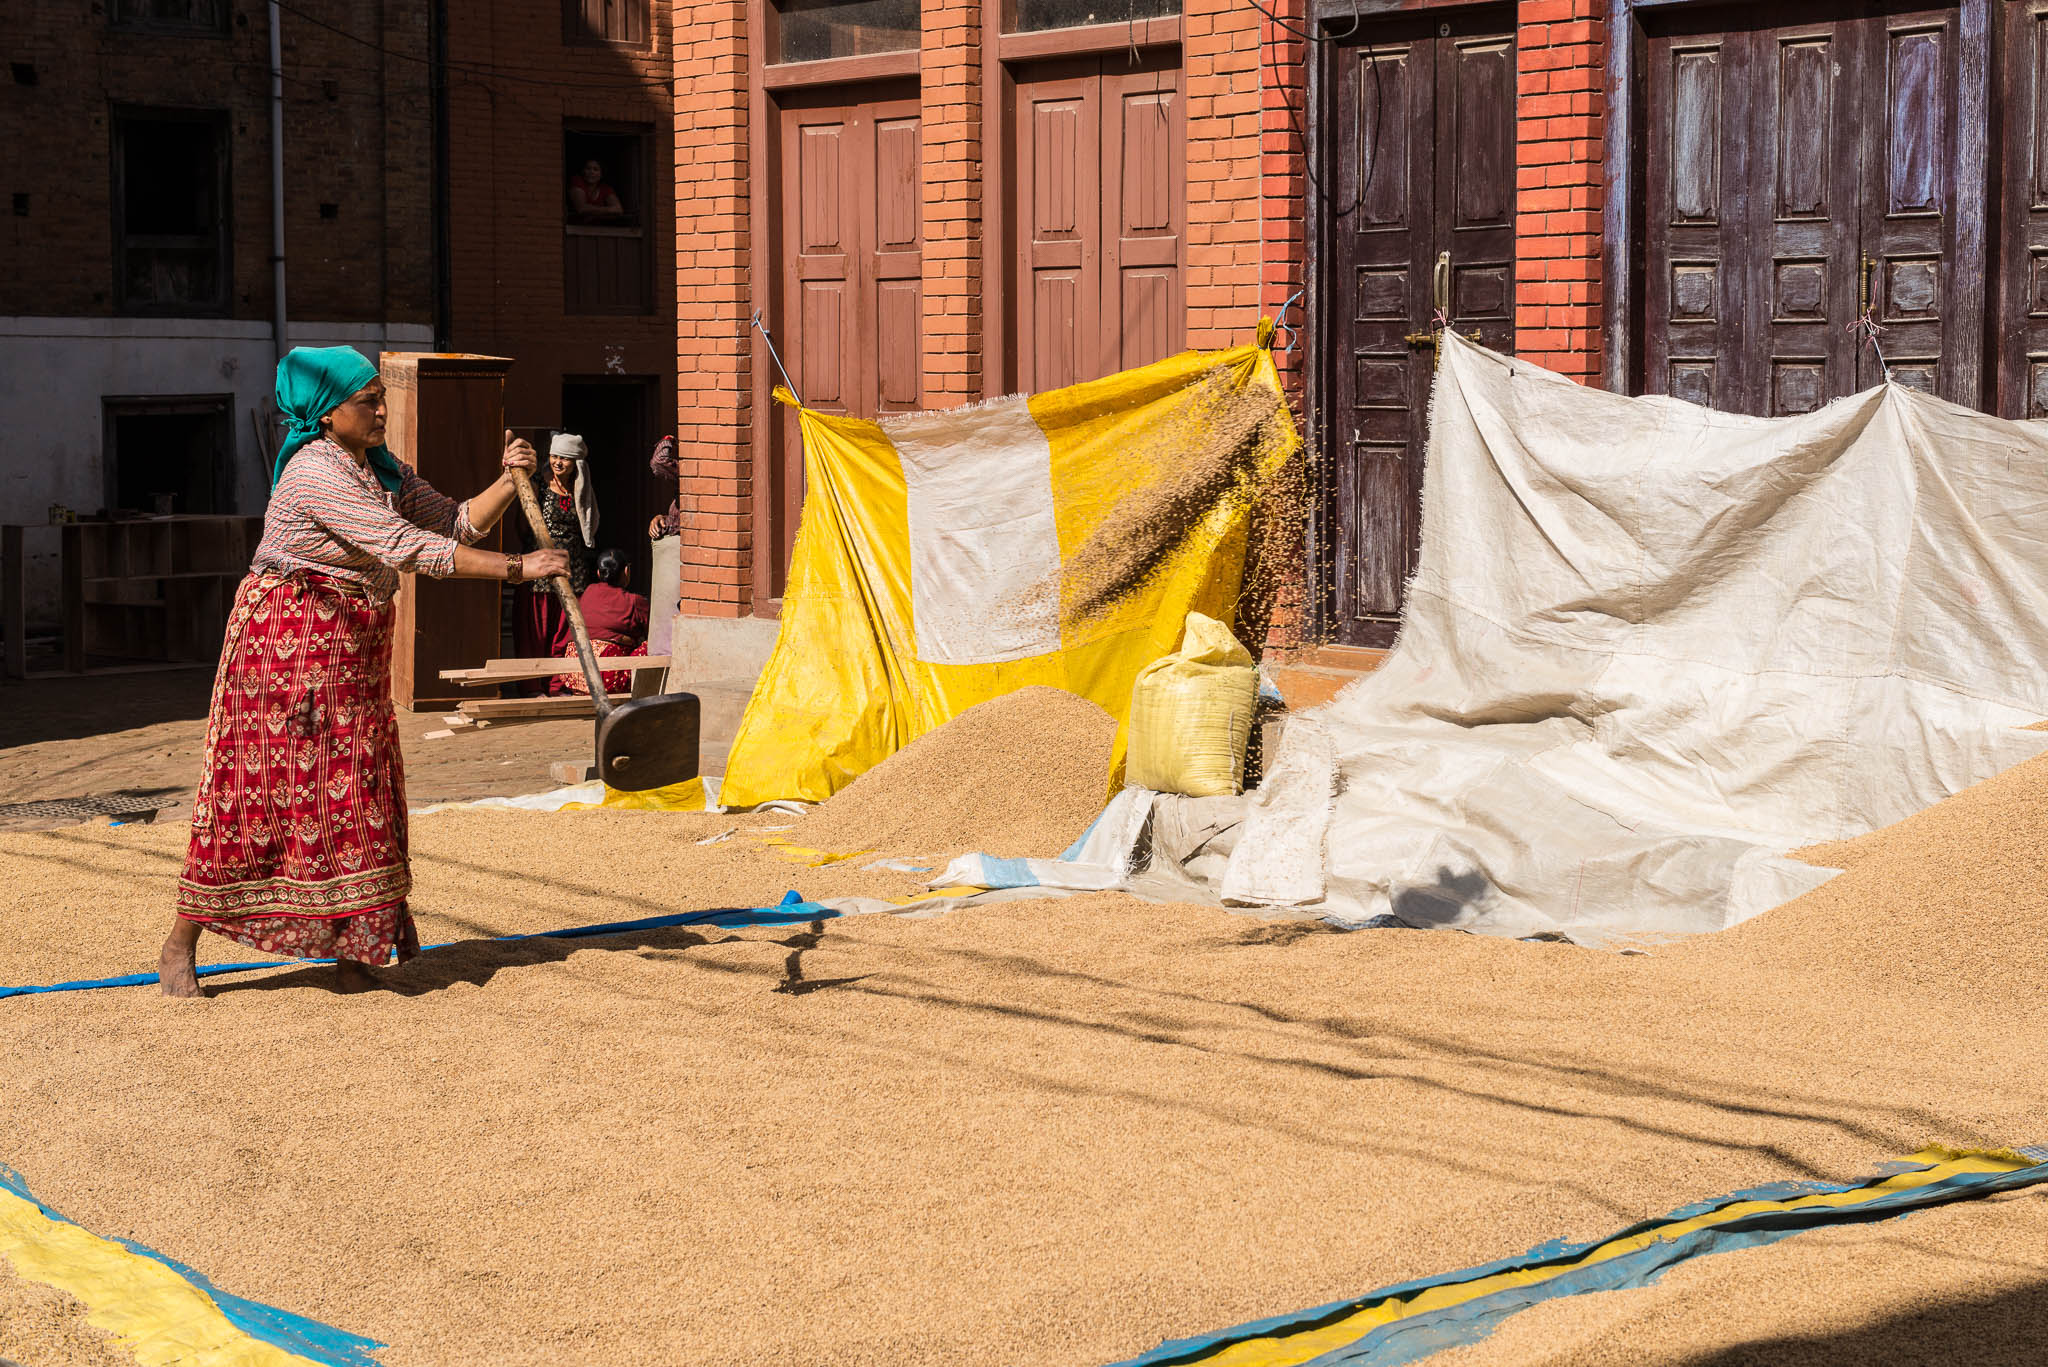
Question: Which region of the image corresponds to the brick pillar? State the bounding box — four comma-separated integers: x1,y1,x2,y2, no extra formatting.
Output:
921,0,982,407
1184,0,1265,351
673,0,754,616
1514,0,1607,384
1258,0,1308,399
1251,0,1311,654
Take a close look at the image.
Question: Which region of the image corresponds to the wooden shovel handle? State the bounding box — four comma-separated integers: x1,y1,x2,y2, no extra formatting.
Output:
511,467,612,718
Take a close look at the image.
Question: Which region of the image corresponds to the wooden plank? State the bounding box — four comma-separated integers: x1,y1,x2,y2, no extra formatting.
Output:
439,655,672,683
2,526,23,680
454,693,631,719
61,522,84,675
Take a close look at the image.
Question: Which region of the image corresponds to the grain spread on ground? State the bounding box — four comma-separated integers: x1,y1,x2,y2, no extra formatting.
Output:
0,1260,135,1367
789,686,1117,858
1,754,2045,1365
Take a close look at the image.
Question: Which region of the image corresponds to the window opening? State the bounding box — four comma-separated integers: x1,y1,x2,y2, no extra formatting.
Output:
564,0,651,46
111,0,229,34
565,125,653,314
105,399,233,516
1007,0,1176,34
113,109,229,315
771,0,919,63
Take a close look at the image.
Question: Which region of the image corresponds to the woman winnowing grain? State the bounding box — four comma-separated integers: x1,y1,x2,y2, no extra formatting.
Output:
157,346,569,997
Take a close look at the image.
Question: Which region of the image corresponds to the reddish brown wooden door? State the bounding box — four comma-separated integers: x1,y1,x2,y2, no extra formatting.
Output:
1010,54,1185,393
1327,18,1515,648
772,86,922,592
1643,4,1981,414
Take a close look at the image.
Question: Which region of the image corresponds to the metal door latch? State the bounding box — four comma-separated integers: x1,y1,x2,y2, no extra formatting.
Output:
1405,327,1481,349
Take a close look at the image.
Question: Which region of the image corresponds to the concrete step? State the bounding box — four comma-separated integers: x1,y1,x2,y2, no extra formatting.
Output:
1267,645,1386,710
664,676,756,745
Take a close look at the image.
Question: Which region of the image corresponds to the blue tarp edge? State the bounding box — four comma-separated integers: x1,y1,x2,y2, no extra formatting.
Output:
0,891,826,999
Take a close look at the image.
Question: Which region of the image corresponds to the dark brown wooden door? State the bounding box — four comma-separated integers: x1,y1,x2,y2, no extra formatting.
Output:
1327,17,1515,648
1643,4,1980,414
1010,54,1185,393
773,85,922,593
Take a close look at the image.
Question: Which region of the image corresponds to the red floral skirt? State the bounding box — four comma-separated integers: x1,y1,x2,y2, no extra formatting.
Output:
553,637,649,696
176,572,414,964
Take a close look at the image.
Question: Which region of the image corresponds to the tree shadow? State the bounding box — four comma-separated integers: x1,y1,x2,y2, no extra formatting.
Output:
1670,1276,2048,1366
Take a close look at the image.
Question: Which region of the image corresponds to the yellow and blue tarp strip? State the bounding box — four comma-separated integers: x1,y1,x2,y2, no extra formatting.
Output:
1,1161,383,1365
1108,1145,2048,1367
0,891,833,999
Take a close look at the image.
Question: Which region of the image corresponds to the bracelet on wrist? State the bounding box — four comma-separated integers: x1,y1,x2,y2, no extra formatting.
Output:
506,553,523,584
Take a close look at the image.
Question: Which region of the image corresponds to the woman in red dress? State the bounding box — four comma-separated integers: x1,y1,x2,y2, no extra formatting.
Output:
557,548,651,696
158,346,568,997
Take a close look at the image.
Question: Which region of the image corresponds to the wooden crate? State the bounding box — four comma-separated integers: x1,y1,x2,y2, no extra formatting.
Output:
60,515,262,672
381,353,514,708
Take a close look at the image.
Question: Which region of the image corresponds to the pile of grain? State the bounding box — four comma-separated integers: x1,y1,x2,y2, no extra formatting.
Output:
791,687,1115,858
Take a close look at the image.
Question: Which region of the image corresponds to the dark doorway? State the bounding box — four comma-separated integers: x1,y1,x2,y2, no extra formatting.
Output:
102,395,233,516
560,377,662,593
1320,13,1516,648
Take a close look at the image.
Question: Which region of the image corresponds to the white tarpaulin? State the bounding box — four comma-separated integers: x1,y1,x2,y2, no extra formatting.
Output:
1153,334,2048,943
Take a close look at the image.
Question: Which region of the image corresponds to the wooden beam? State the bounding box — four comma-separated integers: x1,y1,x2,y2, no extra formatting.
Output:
453,693,632,719
439,655,672,684
2,526,23,680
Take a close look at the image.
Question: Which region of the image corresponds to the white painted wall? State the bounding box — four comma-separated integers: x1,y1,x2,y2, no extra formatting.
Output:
0,316,434,624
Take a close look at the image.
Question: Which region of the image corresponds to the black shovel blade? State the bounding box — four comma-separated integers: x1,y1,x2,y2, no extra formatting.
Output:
595,693,701,792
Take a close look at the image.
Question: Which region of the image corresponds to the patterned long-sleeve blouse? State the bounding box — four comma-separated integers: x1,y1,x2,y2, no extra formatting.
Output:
516,482,595,595
250,437,484,604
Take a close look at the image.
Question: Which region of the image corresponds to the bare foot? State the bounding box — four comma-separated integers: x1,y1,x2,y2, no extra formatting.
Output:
333,959,381,994
158,936,202,998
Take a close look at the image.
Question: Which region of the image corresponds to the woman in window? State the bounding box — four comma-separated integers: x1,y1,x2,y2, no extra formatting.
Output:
568,158,624,222
158,346,567,996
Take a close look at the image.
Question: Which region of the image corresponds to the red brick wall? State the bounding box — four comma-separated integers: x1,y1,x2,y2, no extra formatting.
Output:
921,0,982,408
0,0,430,325
670,0,754,616
1513,0,1606,383
1184,0,1269,352
443,0,677,439
1258,0,1309,402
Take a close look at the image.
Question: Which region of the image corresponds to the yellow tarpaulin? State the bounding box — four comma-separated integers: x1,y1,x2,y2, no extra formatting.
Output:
719,333,1300,808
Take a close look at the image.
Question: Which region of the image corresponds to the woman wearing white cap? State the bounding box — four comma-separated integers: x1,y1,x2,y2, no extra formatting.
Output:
513,432,599,673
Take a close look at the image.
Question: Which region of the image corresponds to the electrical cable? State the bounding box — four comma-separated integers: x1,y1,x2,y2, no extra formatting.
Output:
270,0,674,94
1244,0,1381,220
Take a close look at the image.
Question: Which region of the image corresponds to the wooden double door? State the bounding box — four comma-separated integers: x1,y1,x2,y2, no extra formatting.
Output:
1642,2,1980,413
1324,15,1516,648
772,83,923,593
1009,54,1185,393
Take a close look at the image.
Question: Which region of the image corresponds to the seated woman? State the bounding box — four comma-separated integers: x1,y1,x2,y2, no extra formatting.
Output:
556,548,651,696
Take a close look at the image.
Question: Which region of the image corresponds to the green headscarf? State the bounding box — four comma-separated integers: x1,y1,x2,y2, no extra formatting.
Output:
272,345,405,493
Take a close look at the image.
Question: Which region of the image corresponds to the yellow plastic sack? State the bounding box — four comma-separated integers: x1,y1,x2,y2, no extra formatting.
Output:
718,328,1300,808
1124,612,1257,797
